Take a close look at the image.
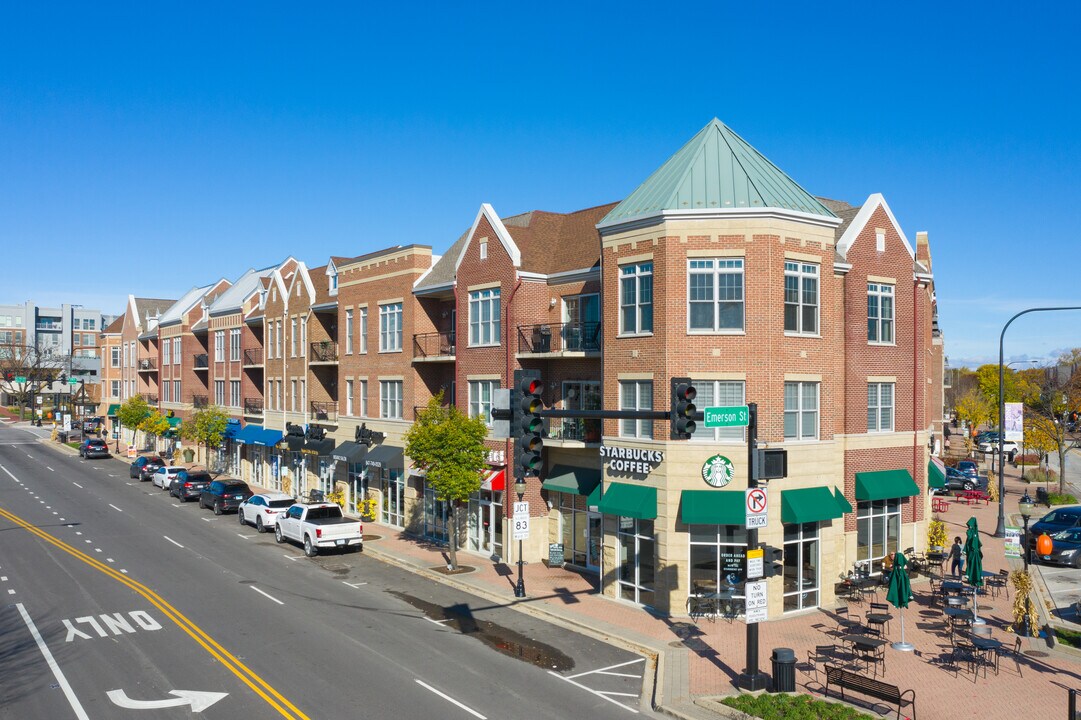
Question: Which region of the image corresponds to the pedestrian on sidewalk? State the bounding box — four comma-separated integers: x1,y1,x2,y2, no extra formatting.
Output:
949,536,965,578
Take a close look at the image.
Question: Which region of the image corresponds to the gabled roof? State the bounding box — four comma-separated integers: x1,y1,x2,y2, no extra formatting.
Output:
102,316,124,334
309,265,334,307
207,264,278,317
158,285,214,327
599,118,837,229
130,297,174,332
835,193,916,263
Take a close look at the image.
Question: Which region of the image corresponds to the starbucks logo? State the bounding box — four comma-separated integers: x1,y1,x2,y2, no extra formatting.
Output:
701,454,734,488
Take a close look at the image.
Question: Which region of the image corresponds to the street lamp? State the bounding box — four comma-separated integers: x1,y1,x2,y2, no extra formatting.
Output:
1018,492,1035,637
514,476,527,598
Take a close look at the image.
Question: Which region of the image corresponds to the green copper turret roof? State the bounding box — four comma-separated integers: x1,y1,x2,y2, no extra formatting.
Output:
599,118,836,228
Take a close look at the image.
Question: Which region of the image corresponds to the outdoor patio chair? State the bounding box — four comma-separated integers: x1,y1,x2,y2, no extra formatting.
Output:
950,634,982,678
867,602,892,635
808,645,839,683
994,636,1023,676
856,641,885,678
998,569,1011,599
834,606,863,636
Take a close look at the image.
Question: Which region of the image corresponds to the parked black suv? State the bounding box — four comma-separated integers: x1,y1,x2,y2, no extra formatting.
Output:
171,470,212,503
199,480,253,515
79,439,110,459
1028,505,1081,558
129,456,166,481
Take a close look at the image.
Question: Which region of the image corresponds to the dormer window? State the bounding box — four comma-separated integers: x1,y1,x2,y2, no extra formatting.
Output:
479,240,488,260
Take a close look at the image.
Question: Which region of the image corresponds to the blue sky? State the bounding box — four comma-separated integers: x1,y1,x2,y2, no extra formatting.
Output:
2,2,1079,368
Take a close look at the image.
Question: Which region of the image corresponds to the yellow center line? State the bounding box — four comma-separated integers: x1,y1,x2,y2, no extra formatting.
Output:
0,505,310,720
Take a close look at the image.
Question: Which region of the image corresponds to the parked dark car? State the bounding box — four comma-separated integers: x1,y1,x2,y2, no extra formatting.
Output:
1028,506,1081,556
954,460,979,478
170,470,212,503
199,480,253,515
933,467,987,494
129,456,166,480
1036,528,1081,568
78,438,110,459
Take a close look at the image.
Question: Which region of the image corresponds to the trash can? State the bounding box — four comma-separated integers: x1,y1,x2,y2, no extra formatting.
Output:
770,648,796,693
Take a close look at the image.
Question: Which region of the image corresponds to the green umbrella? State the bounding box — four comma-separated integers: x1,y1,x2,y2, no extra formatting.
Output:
886,552,914,651
964,516,985,623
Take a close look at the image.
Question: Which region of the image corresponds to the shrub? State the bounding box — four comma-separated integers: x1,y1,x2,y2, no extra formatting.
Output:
1013,453,1040,465
1025,469,1058,484
721,693,876,720
1054,626,1081,648
1049,493,1078,506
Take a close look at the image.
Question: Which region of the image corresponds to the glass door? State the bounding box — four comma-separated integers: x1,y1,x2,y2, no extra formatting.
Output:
381,469,405,527
562,294,600,351
587,513,602,570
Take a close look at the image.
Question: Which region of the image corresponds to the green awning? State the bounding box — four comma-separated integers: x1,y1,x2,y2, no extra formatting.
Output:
598,482,657,520
680,490,745,525
107,404,120,417
167,417,181,428
543,465,602,506
781,487,844,524
855,469,920,501
834,487,854,514
928,459,946,489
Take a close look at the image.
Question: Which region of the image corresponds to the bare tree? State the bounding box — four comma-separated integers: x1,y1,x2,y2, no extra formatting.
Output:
1025,350,1081,494
0,340,71,421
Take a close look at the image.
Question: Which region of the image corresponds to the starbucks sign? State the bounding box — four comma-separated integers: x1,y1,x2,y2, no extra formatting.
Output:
701,454,735,488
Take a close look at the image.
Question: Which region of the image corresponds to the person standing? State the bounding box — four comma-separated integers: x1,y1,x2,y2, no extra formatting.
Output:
949,536,965,578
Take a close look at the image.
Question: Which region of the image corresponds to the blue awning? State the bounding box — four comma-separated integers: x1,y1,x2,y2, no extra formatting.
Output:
223,419,241,440
253,428,283,447
234,424,264,445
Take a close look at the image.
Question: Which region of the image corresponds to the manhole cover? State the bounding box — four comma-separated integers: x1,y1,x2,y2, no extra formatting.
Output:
1024,650,1049,657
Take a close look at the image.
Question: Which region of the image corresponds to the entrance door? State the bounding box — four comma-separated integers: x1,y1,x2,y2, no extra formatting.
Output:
468,497,493,554
587,513,602,570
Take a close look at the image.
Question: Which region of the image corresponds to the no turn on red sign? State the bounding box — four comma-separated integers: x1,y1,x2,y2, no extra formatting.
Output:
745,488,767,528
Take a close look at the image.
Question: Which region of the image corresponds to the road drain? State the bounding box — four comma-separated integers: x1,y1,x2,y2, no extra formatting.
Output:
389,591,574,670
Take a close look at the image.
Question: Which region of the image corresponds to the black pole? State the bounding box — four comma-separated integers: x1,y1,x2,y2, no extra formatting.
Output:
737,403,768,691
514,485,526,598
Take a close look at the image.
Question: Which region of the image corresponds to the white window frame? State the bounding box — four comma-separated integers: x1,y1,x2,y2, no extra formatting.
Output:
359,379,368,417
867,382,895,433
379,303,403,352
173,338,181,365
214,380,225,406
380,380,403,419
468,290,500,347
173,380,180,402
291,380,297,412
690,380,746,442
868,283,895,344
687,259,744,333
619,380,653,439
359,308,368,354
290,319,297,357
214,331,225,362
783,381,819,441
110,380,120,398
231,380,241,408
345,309,354,354
300,317,307,352
276,320,283,359
479,240,488,260
469,380,497,426
783,261,819,335
230,329,241,361
111,346,122,368
346,379,354,416
619,262,653,336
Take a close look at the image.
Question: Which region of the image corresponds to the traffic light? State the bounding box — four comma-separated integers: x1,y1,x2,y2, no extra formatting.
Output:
764,545,785,578
670,377,697,439
513,369,544,478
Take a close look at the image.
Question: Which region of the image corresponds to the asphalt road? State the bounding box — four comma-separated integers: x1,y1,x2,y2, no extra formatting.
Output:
0,424,652,720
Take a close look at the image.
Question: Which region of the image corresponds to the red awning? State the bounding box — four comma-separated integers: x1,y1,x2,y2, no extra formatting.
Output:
481,469,505,492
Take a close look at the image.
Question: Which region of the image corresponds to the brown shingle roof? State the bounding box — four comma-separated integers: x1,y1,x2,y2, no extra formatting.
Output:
415,229,469,291
815,197,860,242
103,316,124,334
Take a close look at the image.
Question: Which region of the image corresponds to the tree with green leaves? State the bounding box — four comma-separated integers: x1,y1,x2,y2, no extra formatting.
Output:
138,410,171,449
181,405,230,472
404,393,488,570
975,364,1039,427
955,388,992,437
116,395,151,449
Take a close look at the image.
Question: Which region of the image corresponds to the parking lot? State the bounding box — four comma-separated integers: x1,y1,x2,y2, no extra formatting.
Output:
1037,562,1081,623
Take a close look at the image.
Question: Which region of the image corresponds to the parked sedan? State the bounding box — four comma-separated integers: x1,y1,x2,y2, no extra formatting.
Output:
130,456,166,481
79,439,110,459
238,492,295,532
170,470,212,503
1036,528,1081,568
152,466,185,491
1028,505,1081,556
933,467,987,493
955,460,979,478
199,480,253,515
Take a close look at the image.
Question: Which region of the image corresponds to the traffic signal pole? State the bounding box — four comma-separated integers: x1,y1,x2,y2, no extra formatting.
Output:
738,402,768,691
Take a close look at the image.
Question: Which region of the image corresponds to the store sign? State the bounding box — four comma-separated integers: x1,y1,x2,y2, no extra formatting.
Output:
599,445,664,476
701,454,735,488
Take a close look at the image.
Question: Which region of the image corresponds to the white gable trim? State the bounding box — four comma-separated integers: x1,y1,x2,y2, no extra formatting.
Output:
455,203,522,272
127,295,140,332
836,193,915,260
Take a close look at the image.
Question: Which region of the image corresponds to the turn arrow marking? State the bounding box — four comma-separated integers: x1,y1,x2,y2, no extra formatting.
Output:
106,689,228,712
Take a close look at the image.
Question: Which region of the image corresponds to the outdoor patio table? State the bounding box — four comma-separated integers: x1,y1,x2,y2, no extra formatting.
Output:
841,633,887,651
944,607,974,621
941,580,965,593
970,635,1001,675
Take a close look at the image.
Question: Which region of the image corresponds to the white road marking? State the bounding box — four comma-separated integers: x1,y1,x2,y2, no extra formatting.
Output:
163,536,184,549
16,603,90,720
45,506,50,509
75,531,82,535
109,474,117,478
25,453,32,458
342,581,368,588
84,540,91,544
250,586,284,605
52,512,57,515
125,482,132,485
120,569,128,574
72,482,83,488
202,518,211,522
415,679,487,719
425,617,450,625
283,555,302,562
107,558,114,563
549,670,640,713
106,689,228,712
1,576,6,581
109,504,123,512
567,657,645,680
236,534,249,540
7,589,14,595
47,467,54,472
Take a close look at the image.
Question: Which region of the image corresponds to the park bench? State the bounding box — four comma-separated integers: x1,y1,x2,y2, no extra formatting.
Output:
825,664,915,720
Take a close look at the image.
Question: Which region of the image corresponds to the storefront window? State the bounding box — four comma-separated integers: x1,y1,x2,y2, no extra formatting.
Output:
782,522,819,612
423,482,450,544
617,518,654,606
559,492,600,569
381,468,405,527
688,525,747,606
467,490,503,559
856,499,901,574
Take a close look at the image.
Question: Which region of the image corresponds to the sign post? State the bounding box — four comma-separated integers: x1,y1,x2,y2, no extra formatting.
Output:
737,402,769,691
744,580,768,624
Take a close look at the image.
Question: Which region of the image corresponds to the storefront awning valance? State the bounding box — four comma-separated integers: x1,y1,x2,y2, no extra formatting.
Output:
834,487,854,514
679,490,744,525
481,469,505,492
855,469,919,501
364,444,404,470
223,420,241,440
542,465,601,505
599,482,657,520
253,428,283,447
107,404,120,417
332,441,368,464
234,424,263,445
301,438,335,457
279,435,304,452
781,486,845,524
928,458,947,489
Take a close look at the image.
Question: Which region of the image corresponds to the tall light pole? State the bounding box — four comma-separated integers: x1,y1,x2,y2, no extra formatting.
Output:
995,306,1081,538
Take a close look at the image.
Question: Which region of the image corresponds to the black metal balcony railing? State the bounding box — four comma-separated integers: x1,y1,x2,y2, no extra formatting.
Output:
193,353,209,369
192,395,209,409
243,347,263,366
413,331,456,359
137,357,157,372
310,341,339,363
310,400,337,423
544,417,602,443
244,398,264,415
141,393,159,405
517,321,601,354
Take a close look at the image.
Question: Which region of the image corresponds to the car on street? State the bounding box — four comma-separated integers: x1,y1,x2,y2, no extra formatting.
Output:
152,466,185,490
1028,505,1081,556
79,438,110,459
955,460,979,478
978,439,1018,454
130,455,166,481
238,492,296,533
1036,528,1081,568
274,502,363,556
933,467,988,494
974,431,1001,446
170,470,212,503
199,480,253,515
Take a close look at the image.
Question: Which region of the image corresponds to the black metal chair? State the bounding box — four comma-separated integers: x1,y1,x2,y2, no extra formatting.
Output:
867,602,892,636
808,644,840,683
950,634,982,678
834,606,863,636
994,636,1023,676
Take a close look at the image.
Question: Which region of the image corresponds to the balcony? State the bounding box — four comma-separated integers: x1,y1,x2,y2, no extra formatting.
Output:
244,398,264,417
517,321,601,357
412,331,456,362
242,347,263,367
35,322,62,332
137,357,157,373
192,395,209,409
193,353,209,370
141,393,159,405
543,417,602,446
309,341,339,364
310,401,337,423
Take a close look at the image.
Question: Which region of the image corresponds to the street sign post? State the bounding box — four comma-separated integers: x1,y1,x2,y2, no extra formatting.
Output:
746,547,764,579
745,488,767,528
513,501,530,540
14,376,26,384
68,377,78,385
704,405,750,428
744,580,767,624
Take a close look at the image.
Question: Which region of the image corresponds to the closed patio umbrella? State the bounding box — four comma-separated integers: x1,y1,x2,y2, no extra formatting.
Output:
886,551,914,651
964,516,985,624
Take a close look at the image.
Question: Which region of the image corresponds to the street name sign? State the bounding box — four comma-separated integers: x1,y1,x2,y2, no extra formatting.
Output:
703,405,750,428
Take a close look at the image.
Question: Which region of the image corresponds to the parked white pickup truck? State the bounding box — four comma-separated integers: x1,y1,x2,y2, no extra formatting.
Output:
274,503,363,557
